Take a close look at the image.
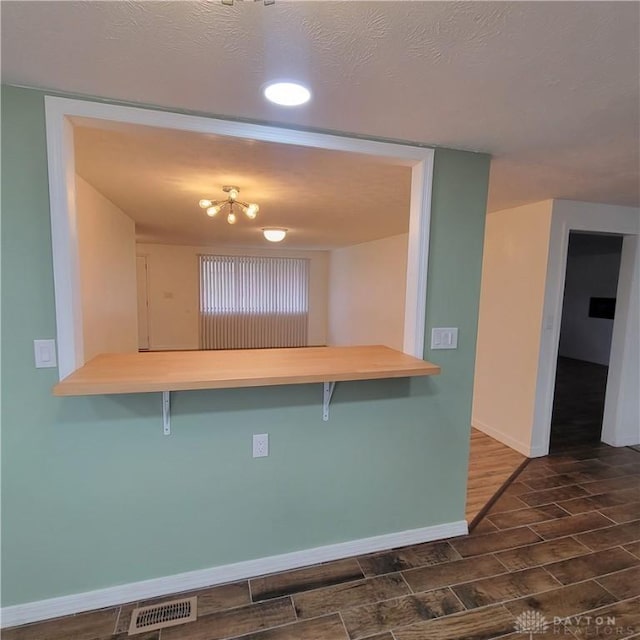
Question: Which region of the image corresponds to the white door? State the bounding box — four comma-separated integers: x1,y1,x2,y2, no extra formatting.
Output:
136,256,150,350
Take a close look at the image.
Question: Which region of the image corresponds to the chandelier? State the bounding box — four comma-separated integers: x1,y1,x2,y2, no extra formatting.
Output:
199,186,259,225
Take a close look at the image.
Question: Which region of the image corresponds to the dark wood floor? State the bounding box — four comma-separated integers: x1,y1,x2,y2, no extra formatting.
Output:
5,443,639,640
550,357,609,452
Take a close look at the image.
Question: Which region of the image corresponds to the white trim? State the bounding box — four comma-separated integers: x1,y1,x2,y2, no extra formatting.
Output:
601,234,640,448
527,444,548,459
531,200,640,456
1,519,467,628
44,102,84,378
145,345,197,352
471,419,536,458
603,431,640,448
44,97,434,378
403,156,433,357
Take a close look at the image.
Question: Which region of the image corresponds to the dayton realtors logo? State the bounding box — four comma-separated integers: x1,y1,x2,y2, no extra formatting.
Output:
514,609,635,637
553,614,634,636
514,610,549,637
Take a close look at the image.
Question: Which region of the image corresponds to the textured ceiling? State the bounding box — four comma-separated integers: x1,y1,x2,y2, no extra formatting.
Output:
2,1,639,212
73,120,411,249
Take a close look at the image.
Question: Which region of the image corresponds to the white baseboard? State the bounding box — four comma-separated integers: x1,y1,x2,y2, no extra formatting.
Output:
148,344,198,351
528,444,549,458
602,433,640,447
1,519,467,628
472,419,533,457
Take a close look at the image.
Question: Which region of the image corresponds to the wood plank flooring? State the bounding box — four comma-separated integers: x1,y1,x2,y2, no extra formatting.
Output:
465,428,526,523
4,443,639,640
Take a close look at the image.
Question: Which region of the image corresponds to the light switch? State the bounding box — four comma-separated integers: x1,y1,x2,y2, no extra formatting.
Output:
34,339,57,368
431,328,458,350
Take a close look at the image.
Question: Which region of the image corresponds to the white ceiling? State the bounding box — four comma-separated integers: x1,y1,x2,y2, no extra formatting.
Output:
2,1,639,213
73,120,411,249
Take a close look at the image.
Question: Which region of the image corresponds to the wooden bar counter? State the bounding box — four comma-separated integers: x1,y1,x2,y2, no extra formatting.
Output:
53,345,441,396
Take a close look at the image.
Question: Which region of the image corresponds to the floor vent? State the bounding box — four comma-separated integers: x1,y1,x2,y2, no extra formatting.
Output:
128,596,197,635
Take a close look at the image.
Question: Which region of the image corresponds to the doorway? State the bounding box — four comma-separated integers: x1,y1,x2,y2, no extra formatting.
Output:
136,255,150,351
549,232,623,452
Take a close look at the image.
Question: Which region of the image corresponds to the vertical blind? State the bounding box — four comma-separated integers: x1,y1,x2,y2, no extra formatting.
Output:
200,255,310,350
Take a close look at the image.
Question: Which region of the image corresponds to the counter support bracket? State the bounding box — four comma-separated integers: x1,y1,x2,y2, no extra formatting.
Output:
323,382,336,422
162,391,171,435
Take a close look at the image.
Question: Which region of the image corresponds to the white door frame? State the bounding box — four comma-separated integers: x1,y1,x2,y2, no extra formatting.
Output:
136,255,150,350
44,96,435,379
530,200,639,457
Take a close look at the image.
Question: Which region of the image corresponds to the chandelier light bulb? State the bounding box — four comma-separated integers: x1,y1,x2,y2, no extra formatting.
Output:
228,188,239,201
227,211,237,224
245,203,259,219
199,199,212,209
206,205,221,217
263,228,287,242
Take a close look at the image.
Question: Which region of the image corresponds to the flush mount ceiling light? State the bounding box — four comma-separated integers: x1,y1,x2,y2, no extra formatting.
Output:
263,228,287,242
199,186,259,225
264,82,311,107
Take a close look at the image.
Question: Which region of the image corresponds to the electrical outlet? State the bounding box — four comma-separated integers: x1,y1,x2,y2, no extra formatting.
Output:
34,339,57,368
252,433,269,458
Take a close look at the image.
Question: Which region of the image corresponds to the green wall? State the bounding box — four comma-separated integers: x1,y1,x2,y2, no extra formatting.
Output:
0,85,490,606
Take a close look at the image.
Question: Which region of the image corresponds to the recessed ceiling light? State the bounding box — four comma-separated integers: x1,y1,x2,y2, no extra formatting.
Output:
263,82,311,107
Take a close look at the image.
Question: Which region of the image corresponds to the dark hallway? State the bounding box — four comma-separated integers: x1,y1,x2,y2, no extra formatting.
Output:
550,233,623,453
549,356,609,452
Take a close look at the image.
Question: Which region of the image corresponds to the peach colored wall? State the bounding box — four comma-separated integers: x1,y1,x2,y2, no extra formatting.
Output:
76,175,138,361
328,233,408,351
472,201,554,455
136,243,329,350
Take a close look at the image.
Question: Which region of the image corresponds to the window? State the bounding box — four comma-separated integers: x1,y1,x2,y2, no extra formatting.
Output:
45,97,433,378
199,255,310,349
